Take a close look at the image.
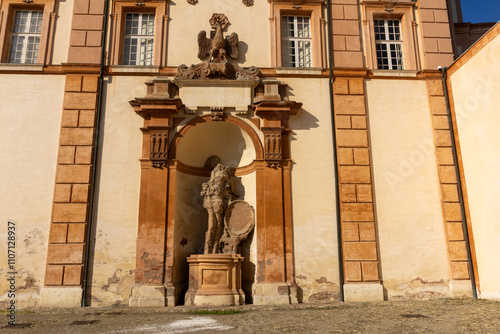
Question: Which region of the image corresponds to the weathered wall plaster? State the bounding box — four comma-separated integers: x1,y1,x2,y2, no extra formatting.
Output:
287,78,340,302
88,76,144,306
367,79,452,299
0,75,65,307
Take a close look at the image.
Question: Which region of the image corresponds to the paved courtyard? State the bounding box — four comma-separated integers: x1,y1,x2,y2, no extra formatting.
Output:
2,299,499,333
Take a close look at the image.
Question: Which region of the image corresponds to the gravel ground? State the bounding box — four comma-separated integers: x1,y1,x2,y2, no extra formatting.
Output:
2,299,500,333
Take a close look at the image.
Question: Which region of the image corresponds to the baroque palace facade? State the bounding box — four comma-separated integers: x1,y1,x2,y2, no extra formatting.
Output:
1,0,499,307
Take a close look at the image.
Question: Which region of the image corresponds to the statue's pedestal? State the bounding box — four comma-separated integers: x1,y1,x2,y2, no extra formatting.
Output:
185,254,245,306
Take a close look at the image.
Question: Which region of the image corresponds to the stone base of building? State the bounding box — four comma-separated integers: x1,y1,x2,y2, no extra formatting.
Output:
129,285,173,307
252,282,298,305
344,283,384,302
185,254,245,306
39,287,82,307
449,280,474,298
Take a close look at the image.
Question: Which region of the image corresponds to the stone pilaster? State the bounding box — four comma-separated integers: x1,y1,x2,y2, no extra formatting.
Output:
333,76,383,302
252,80,301,305
426,77,474,297
41,74,99,307
129,78,182,307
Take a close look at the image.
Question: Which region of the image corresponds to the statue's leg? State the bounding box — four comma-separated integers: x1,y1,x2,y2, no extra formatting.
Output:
205,211,216,254
214,222,222,253
204,229,212,254
213,201,224,253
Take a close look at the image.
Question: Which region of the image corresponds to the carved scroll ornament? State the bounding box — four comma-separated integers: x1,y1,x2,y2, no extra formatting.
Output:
175,62,259,80
186,0,253,6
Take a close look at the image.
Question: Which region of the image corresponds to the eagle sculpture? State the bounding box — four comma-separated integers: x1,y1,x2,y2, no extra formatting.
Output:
198,22,239,63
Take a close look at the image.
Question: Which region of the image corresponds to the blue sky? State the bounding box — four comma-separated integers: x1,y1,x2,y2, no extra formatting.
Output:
460,0,500,23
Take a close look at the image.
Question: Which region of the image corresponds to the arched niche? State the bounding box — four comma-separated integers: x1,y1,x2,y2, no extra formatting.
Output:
171,119,259,303
176,121,256,168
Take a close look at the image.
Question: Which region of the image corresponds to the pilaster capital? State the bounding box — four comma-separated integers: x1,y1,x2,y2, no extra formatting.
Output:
130,77,183,122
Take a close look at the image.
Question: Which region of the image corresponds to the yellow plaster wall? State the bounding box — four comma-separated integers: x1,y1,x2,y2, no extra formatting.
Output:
449,32,500,300
89,76,145,306
287,77,341,302
167,0,271,67
51,0,74,64
366,79,452,299
0,74,65,307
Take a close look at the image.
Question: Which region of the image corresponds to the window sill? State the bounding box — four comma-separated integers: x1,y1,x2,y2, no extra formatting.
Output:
371,69,418,78
276,67,323,76
109,65,160,73
0,63,44,72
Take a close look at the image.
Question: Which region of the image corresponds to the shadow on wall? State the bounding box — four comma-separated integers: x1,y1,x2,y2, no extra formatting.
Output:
236,41,248,65
288,108,320,151
240,229,255,303
84,80,108,307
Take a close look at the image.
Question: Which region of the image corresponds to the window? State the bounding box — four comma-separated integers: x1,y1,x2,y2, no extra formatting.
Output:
0,1,56,66
109,2,166,67
7,10,43,63
122,12,155,66
361,2,419,71
269,1,325,69
374,19,404,70
281,15,312,68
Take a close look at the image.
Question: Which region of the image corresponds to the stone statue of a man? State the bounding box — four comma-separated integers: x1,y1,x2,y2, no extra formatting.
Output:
201,163,234,254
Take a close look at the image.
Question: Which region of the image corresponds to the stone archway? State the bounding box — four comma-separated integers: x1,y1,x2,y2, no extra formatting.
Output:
169,117,261,303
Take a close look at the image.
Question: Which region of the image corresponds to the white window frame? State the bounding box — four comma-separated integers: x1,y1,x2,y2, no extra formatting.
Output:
8,10,43,64
374,18,404,70
122,12,155,66
281,15,312,68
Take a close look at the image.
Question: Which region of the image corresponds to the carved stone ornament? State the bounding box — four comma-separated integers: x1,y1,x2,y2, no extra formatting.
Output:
198,14,237,63
175,13,260,80
264,131,282,161
210,107,225,121
150,131,169,168
208,13,229,30
175,62,260,80
187,0,253,6
267,162,281,168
